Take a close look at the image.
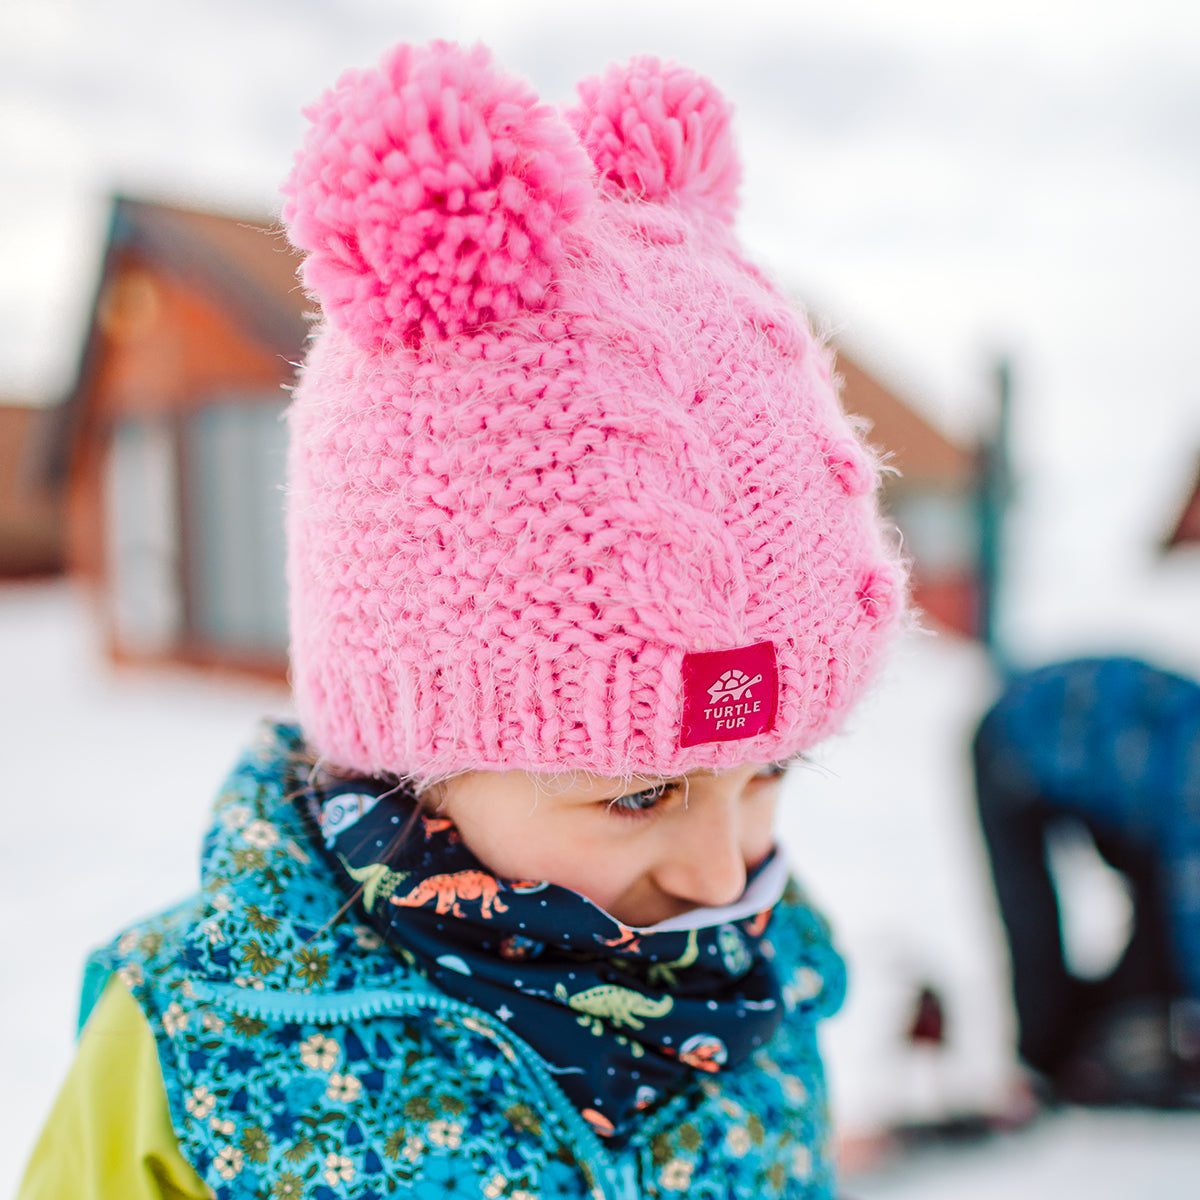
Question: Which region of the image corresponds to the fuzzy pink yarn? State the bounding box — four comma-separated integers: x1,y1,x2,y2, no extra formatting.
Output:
282,42,906,786
283,41,593,348
568,57,740,223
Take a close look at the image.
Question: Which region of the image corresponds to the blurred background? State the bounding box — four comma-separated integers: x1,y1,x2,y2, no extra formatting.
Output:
2,1,1198,1196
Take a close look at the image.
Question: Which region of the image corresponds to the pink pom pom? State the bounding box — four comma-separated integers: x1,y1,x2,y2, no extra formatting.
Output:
282,42,593,348
569,57,740,225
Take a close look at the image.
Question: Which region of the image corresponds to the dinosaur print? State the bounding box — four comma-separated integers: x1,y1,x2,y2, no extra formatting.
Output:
506,879,549,894
581,1108,615,1137
646,929,699,988
717,923,752,975
678,1033,728,1072
597,923,642,953
390,870,509,919
554,983,674,1032
339,858,409,914
420,814,457,841
743,908,772,938
499,934,544,961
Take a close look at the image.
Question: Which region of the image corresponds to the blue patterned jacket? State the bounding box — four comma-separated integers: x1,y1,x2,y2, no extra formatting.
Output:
86,723,847,1200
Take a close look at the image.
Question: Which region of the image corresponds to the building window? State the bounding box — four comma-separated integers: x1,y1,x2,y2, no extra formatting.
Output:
182,397,288,659
106,416,183,654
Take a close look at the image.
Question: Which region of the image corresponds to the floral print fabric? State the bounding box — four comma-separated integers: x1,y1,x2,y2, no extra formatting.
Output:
88,722,847,1199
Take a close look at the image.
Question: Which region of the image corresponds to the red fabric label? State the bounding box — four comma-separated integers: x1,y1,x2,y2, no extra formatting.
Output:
679,642,778,747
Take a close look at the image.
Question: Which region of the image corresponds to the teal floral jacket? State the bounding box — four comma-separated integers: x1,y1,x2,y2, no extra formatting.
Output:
86,723,847,1200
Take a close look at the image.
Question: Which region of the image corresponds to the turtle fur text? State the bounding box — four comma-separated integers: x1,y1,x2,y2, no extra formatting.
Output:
703,700,763,730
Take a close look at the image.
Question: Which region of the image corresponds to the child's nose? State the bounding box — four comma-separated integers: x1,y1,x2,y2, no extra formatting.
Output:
652,790,748,909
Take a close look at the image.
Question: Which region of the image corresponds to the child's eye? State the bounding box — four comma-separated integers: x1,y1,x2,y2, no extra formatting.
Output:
755,761,790,782
606,782,673,819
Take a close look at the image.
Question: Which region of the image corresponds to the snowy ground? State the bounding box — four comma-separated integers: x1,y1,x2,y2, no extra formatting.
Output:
851,1108,1200,1200
2,581,293,1198
3,580,1198,1197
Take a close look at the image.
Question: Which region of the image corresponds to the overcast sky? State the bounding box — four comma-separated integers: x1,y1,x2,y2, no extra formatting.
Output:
2,0,1198,666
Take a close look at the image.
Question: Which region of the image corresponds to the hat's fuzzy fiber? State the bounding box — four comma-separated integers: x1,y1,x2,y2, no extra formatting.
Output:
282,41,905,786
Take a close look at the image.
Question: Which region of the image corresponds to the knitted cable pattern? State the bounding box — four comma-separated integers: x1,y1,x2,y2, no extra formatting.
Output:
282,43,905,786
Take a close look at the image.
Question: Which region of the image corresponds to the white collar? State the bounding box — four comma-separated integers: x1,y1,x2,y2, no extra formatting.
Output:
625,849,790,934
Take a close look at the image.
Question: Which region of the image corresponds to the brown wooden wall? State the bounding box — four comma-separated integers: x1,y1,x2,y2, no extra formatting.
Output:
0,405,64,576
66,250,295,584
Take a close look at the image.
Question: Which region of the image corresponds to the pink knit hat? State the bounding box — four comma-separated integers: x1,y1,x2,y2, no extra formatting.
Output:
282,41,905,786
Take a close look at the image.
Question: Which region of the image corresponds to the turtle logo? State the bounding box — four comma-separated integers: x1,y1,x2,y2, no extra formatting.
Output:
680,641,777,747
707,669,763,704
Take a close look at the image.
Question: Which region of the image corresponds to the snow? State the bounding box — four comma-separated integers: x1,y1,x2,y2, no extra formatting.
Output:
4,580,1198,1197
0,581,291,1197
778,633,1014,1131
4,2,1200,1189
855,1108,1200,1200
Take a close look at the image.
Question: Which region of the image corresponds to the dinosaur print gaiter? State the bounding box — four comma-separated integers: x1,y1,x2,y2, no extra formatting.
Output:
306,775,785,1140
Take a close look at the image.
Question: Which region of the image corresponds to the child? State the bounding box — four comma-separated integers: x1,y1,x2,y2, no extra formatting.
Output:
19,41,904,1200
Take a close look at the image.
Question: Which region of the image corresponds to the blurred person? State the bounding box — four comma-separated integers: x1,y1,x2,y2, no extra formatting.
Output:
973,657,1200,1108
18,42,905,1200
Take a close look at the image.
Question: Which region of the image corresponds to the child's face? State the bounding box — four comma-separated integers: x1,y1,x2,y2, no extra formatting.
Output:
433,762,785,928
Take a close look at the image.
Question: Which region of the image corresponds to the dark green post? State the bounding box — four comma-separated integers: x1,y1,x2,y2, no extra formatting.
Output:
976,357,1013,677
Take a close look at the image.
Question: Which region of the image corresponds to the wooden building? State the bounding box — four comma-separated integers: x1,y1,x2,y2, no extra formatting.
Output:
0,402,65,577
44,196,307,676
835,353,982,640
45,195,981,681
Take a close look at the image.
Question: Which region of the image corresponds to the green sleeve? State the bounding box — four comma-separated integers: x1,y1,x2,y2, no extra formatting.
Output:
18,977,211,1200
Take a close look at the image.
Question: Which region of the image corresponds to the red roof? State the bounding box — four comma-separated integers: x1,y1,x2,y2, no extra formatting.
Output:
1165,455,1200,549
833,346,975,493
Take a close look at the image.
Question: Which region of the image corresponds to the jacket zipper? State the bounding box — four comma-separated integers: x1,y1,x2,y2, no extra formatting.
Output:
189,979,639,1200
